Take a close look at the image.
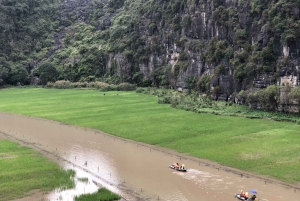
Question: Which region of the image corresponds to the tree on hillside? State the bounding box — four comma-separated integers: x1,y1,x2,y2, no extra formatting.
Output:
196,74,210,94
34,62,58,85
288,87,300,104
185,76,197,93
9,64,30,85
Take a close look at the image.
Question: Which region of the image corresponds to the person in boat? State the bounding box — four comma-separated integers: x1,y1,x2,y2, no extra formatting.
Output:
179,164,185,170
244,192,249,200
239,190,245,198
172,163,180,168
251,194,257,201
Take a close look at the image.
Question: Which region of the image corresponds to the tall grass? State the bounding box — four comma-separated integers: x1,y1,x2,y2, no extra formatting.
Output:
0,140,75,201
0,88,300,183
74,188,120,201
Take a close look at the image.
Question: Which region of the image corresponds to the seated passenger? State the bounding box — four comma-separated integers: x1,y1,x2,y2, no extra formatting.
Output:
240,190,245,198
251,194,257,201
244,192,249,200
180,164,185,170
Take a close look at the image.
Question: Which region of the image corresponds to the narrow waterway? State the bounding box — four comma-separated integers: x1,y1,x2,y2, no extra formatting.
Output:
0,112,299,201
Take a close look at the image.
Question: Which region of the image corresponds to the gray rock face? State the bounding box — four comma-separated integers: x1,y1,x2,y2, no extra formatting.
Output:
257,25,270,50
253,74,276,89
29,0,300,104
118,0,300,102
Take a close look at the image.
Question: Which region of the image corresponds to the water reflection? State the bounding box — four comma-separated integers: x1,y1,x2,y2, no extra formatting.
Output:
47,141,125,200
47,166,98,201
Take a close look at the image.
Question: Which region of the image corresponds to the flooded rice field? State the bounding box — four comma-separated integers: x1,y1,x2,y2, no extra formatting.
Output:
0,112,299,201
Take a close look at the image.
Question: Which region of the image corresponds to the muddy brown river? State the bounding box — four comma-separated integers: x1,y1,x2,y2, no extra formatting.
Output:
0,112,299,201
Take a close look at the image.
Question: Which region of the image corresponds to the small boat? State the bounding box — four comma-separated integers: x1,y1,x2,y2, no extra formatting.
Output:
169,165,187,172
235,193,258,201
235,194,247,200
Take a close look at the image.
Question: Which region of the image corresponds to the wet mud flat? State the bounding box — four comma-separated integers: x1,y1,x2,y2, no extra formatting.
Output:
0,112,299,201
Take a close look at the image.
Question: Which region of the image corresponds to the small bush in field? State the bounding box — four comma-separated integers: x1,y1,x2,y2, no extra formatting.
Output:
136,87,145,93
118,83,136,91
158,96,173,104
79,82,88,88
77,177,88,183
171,97,181,107
99,84,118,91
46,80,72,89
46,82,54,88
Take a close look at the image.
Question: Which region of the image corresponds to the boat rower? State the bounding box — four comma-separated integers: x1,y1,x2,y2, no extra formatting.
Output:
172,163,179,168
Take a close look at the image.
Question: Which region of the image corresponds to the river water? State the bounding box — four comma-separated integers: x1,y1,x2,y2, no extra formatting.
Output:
0,112,298,201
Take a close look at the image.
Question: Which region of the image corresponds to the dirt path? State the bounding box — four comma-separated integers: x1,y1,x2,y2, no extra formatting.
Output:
0,112,299,201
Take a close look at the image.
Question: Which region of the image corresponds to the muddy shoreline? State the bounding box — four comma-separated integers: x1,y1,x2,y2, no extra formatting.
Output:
1,112,299,201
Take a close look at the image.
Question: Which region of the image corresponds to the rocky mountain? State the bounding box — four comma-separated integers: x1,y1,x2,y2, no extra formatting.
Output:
1,0,300,104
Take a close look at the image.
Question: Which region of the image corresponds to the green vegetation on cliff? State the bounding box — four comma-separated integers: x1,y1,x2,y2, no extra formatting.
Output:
0,0,60,85
1,0,300,88
1,0,300,112
0,88,299,183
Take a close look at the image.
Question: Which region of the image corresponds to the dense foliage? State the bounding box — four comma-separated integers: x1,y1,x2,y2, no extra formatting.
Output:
1,0,300,111
46,80,137,91
0,0,60,85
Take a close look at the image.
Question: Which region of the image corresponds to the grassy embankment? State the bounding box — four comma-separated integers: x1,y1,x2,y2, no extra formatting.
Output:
0,140,75,201
0,88,300,183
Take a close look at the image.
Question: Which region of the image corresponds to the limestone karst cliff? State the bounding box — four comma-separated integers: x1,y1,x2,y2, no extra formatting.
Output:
1,0,300,107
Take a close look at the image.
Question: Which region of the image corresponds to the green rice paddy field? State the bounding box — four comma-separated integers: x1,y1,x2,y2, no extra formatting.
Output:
0,140,75,201
0,88,300,183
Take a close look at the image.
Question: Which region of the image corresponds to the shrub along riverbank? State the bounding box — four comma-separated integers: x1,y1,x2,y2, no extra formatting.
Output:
0,88,299,183
0,140,75,201
137,87,300,123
